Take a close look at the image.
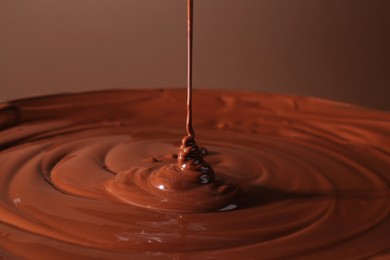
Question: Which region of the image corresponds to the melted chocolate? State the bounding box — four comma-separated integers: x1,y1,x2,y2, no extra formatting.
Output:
0,89,389,259
0,2,389,258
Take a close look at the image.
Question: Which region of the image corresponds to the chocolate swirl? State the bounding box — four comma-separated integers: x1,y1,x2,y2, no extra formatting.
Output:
0,89,389,259
177,135,215,184
104,132,242,212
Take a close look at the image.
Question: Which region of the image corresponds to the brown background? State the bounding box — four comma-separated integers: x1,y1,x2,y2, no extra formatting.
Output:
0,0,389,110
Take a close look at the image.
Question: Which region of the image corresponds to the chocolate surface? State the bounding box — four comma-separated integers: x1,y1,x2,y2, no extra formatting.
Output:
0,89,389,259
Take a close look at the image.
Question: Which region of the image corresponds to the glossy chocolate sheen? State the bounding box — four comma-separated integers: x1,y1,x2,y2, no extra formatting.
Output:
0,89,389,259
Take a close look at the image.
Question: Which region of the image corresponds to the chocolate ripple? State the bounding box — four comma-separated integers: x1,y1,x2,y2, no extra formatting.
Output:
0,89,389,259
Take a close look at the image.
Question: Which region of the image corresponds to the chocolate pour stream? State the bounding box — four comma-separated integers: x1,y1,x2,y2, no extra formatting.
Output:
178,0,215,184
